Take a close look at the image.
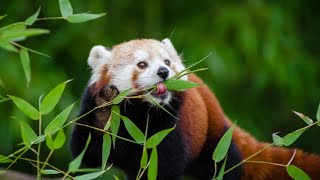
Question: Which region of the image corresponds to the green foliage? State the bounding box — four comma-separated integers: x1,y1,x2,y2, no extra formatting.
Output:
148,148,158,180
8,95,39,120
286,165,311,180
40,80,71,115
212,124,236,162
16,118,38,147
216,156,227,180
19,48,31,87
65,13,106,23
68,134,91,172
292,110,313,125
164,79,201,91
102,134,111,170
75,170,107,180
59,0,73,17
112,89,130,104
317,103,320,124
272,133,284,147
110,105,121,147
145,126,175,149
121,115,145,144
0,155,12,163
25,7,41,26
44,102,75,134
282,129,307,146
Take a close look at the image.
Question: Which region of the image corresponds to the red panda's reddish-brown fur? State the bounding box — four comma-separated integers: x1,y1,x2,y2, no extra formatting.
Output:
183,74,320,179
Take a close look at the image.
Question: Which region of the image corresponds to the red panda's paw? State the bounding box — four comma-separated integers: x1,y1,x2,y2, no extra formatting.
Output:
95,85,119,106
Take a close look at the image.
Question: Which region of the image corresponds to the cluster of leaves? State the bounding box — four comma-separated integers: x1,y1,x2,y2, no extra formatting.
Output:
211,103,320,180
0,0,106,87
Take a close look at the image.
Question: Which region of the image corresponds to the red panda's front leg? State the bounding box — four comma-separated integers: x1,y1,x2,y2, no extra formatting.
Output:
70,85,119,167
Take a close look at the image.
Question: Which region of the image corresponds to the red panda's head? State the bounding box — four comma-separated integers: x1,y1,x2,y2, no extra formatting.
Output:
88,38,187,104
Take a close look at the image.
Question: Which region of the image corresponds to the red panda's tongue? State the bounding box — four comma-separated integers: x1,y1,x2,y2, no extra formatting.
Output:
156,82,167,95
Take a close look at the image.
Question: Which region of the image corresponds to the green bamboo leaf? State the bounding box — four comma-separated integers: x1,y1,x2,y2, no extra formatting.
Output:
46,134,54,150
41,169,61,175
145,126,175,149
140,148,148,168
69,134,91,172
74,168,101,173
121,115,145,143
112,89,130,104
164,79,201,91
59,0,73,17
286,165,311,180
283,129,307,146
0,40,17,52
44,102,75,134
0,22,26,34
25,7,41,26
102,134,111,170
8,95,39,120
0,15,6,20
19,48,31,87
17,118,38,147
53,129,66,149
1,28,49,40
292,110,313,125
216,156,227,180
111,105,121,147
65,13,106,23
75,170,106,180
272,133,284,146
0,155,12,163
40,79,72,114
316,103,320,123
148,148,158,180
212,124,235,162
113,175,120,180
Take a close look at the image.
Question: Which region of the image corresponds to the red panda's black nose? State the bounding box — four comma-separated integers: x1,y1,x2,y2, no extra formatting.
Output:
157,67,169,80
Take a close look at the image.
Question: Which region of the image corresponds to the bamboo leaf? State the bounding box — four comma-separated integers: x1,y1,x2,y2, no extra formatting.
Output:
272,133,284,146
0,15,6,20
316,103,320,123
44,102,75,134
69,134,91,172
164,79,201,91
1,28,49,40
65,13,106,23
102,134,111,170
121,115,145,143
40,80,72,114
112,89,130,104
0,40,17,52
212,124,235,162
17,118,38,147
148,148,158,180
111,105,121,147
8,95,39,120
19,48,31,87
0,22,26,34
46,135,54,150
25,7,41,26
75,170,106,180
0,155,12,163
286,165,311,180
140,148,148,168
216,156,228,180
41,169,61,175
145,126,175,149
53,129,66,149
283,129,307,146
59,0,73,17
292,110,313,125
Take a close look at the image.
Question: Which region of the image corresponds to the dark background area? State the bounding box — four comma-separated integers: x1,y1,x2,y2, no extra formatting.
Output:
0,0,319,178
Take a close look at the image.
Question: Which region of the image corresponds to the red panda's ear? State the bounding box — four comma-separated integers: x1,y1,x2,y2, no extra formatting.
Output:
88,45,112,70
162,38,175,50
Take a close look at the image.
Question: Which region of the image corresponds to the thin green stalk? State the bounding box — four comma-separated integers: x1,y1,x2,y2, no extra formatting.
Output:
36,17,65,21
5,147,29,170
245,160,287,167
223,143,273,175
75,122,142,145
11,156,74,179
136,114,150,180
40,149,54,172
11,42,50,57
37,113,42,180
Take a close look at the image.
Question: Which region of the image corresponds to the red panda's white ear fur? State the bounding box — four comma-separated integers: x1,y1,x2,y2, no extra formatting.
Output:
88,45,112,70
162,38,175,50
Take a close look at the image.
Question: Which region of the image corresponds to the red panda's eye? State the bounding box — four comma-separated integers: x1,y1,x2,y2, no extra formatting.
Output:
164,59,171,66
137,62,148,69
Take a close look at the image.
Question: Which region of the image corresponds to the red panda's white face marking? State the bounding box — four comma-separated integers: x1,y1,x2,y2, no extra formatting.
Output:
88,39,187,104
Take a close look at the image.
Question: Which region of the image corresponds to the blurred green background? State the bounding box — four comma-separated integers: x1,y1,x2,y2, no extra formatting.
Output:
0,0,319,178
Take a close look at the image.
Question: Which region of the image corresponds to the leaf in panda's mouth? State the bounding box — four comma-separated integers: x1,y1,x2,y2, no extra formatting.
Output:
164,79,202,91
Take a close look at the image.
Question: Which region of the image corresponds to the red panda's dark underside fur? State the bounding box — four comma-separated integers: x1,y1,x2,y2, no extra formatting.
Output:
186,74,320,179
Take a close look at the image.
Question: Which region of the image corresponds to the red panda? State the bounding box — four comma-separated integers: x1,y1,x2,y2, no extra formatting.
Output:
70,39,320,180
